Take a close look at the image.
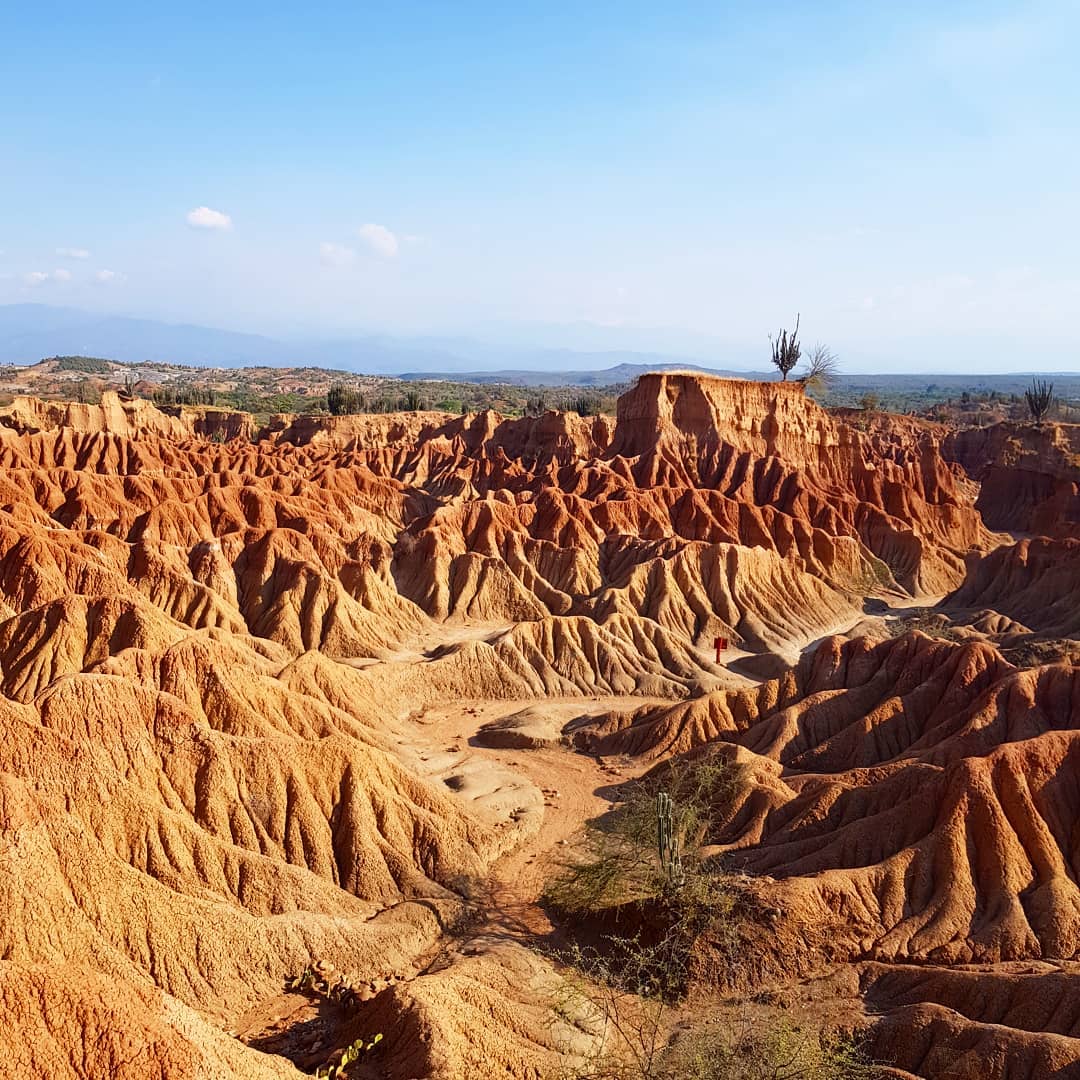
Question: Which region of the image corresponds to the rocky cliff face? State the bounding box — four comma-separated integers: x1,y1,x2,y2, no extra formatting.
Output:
944,420,1080,537
608,372,989,593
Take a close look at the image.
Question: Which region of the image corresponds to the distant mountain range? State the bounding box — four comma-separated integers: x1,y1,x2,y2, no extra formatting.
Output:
0,303,734,378
397,362,774,386
1,304,1077,397
0,303,452,372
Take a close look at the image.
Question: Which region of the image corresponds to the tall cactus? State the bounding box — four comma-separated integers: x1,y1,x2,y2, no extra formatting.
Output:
656,792,685,888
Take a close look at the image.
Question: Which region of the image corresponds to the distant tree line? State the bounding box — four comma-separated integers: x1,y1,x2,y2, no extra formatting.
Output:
521,389,611,417
327,383,427,415
52,355,113,374
152,386,218,406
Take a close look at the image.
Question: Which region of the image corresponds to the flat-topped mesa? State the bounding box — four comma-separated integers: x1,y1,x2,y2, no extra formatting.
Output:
610,372,842,469
0,391,191,439
264,407,613,463
604,371,991,593
0,391,256,442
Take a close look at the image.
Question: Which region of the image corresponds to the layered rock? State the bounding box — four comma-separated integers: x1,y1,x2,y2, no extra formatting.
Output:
943,420,1080,538
947,537,1080,639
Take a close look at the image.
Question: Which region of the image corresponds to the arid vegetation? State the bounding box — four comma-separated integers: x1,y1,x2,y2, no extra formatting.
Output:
3,352,1079,425
1025,377,1055,423
542,758,884,1079
769,316,802,381
798,344,839,392
543,760,744,916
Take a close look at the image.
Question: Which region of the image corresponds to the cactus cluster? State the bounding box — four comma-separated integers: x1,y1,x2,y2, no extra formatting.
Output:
1025,378,1055,423
655,792,685,888
285,964,358,1006
315,1034,383,1079
769,314,802,380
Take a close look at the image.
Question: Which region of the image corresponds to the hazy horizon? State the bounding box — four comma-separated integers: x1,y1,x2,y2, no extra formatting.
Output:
3,301,1080,378
2,2,1079,372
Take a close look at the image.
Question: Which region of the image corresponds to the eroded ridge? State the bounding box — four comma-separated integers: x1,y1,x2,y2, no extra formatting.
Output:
1,377,1072,1079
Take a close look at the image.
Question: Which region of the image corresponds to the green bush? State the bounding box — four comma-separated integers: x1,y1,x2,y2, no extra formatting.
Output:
544,756,750,1073
51,355,113,374
663,1018,877,1080
327,383,365,415
544,758,748,915
315,1034,383,1079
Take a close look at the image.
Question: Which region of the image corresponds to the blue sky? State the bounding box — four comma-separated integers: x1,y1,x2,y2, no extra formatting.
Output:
1,1,1078,370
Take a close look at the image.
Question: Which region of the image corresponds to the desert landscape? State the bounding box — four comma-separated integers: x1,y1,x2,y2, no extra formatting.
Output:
0,367,1077,1078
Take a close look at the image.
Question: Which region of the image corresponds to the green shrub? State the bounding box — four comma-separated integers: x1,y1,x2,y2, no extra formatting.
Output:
327,383,365,415
315,1034,383,1079
544,758,747,915
663,1018,877,1080
544,756,750,1072
52,355,113,374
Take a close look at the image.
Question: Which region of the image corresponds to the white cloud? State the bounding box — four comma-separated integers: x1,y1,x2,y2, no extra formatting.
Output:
319,241,356,267
357,222,399,258
95,269,122,283
186,206,233,230
22,269,77,285
56,246,90,259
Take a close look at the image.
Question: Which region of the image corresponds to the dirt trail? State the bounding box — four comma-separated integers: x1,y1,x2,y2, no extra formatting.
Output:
341,621,517,669
410,696,657,936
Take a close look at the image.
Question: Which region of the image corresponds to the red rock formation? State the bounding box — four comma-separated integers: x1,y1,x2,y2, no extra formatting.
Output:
947,537,1080,639
943,420,1080,538
0,377,1016,1077
574,626,1080,1078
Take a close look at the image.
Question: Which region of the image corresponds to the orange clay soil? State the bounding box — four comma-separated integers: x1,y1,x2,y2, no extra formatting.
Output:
0,375,1075,1079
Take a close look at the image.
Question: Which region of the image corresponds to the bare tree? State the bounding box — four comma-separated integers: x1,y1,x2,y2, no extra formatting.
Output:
798,344,839,392
1024,378,1055,424
769,315,801,381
